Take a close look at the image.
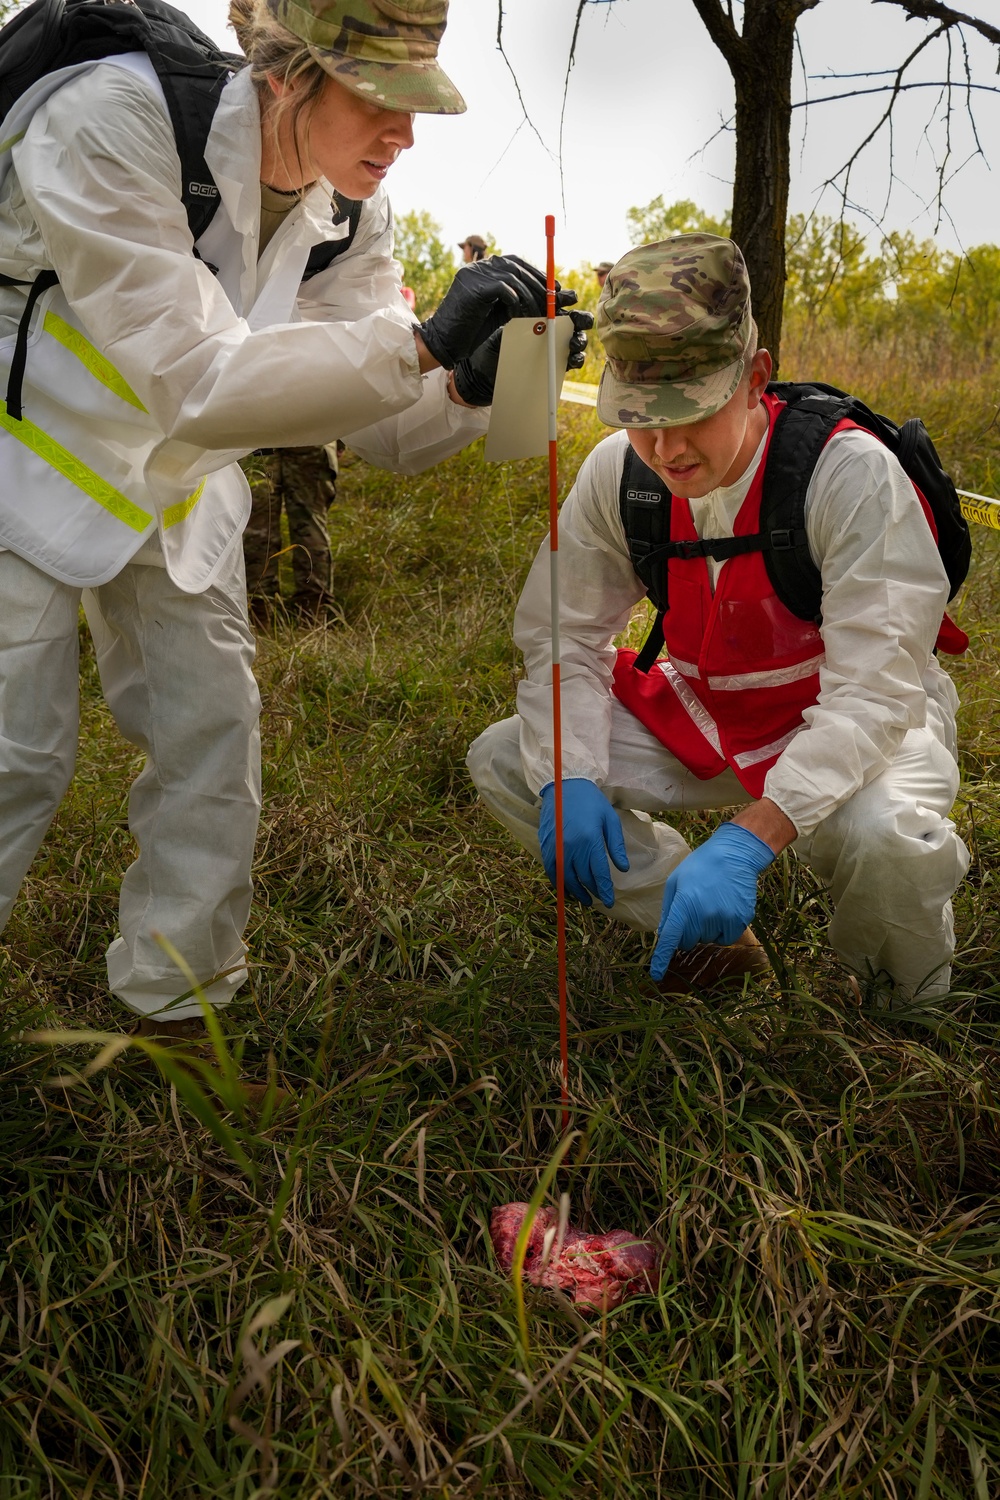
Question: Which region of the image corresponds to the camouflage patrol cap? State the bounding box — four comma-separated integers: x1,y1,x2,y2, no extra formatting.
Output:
268,0,466,115
596,235,754,427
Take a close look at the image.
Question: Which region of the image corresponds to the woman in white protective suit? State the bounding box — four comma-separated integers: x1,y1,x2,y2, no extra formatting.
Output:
0,0,585,1042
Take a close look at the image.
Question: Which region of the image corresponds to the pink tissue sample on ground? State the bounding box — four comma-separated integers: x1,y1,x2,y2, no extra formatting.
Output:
490,1202,659,1311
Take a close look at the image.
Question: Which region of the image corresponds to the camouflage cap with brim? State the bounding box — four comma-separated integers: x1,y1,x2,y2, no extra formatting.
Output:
270,0,466,114
595,235,753,428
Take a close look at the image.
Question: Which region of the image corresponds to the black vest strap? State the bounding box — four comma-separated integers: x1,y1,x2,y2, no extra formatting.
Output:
301,195,363,282
634,611,667,674
642,527,810,569
5,269,58,420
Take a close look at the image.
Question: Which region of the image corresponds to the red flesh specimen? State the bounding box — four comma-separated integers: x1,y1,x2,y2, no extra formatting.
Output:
490,1202,659,1311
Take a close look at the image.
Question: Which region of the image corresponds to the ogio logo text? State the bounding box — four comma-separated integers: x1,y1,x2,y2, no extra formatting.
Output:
188,182,219,198
626,488,663,506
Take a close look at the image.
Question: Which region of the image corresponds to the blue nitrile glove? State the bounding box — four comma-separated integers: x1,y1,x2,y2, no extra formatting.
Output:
650,822,775,981
453,309,594,406
539,778,630,908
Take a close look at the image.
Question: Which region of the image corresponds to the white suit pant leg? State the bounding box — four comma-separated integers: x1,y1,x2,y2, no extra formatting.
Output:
0,553,80,927
793,726,969,998
467,699,748,932
85,549,261,1019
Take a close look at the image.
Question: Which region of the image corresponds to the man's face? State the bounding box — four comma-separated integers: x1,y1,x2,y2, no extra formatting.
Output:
626,349,772,499
595,269,609,289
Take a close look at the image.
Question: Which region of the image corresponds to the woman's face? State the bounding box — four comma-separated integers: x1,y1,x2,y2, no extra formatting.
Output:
262,72,415,198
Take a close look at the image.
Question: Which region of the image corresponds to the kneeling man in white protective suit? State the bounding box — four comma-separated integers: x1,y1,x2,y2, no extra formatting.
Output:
468,236,971,1000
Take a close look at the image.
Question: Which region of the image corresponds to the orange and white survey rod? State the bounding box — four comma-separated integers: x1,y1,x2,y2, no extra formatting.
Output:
546,214,571,1134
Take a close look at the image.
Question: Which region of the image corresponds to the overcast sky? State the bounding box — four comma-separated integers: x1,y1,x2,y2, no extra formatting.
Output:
183,0,998,270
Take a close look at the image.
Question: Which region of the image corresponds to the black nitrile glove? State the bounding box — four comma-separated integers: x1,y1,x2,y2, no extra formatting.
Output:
420,254,579,369
453,308,594,407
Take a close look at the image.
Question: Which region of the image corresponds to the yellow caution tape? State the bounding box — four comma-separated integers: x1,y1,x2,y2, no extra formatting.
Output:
560,379,600,408
958,490,1000,532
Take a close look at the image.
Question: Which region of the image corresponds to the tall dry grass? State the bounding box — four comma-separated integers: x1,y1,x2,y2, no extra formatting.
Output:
0,316,998,1496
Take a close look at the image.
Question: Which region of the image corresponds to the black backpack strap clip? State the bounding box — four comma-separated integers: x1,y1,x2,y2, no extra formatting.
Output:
5,268,58,421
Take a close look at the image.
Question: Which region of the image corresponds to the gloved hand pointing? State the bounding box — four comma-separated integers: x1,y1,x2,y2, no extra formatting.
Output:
539,779,630,908
650,822,775,981
453,308,594,406
419,255,579,370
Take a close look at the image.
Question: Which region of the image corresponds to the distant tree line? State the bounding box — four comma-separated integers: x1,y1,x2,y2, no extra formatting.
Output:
627,195,1000,361
394,198,999,376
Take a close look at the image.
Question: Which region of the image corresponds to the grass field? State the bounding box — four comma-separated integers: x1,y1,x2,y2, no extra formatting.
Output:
1,333,999,1497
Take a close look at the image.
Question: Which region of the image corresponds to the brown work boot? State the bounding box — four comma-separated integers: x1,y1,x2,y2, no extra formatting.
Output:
657,928,772,996
129,1015,290,1113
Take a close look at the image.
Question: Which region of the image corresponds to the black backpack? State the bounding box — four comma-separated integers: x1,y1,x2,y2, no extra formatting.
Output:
619,381,972,673
0,0,361,416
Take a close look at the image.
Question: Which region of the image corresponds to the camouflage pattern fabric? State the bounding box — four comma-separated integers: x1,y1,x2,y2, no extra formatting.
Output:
244,449,338,621
267,0,466,114
595,235,754,429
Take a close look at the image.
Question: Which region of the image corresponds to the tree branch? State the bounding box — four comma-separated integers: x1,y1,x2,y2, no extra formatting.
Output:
792,79,1000,105
688,0,745,66
874,0,1000,49
495,2,553,161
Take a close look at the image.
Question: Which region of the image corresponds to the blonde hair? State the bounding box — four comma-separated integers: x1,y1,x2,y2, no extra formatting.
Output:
229,0,329,184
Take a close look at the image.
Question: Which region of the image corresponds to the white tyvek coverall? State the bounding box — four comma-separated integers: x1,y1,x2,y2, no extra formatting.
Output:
468,426,970,998
0,57,488,1016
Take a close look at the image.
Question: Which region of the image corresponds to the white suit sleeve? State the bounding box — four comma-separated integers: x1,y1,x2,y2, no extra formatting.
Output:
514,432,645,793
764,428,951,835
296,193,489,473
12,68,424,452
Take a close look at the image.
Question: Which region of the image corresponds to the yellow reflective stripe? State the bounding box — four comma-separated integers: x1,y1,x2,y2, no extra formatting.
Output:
0,130,26,154
0,401,152,532
42,311,147,412
162,478,206,530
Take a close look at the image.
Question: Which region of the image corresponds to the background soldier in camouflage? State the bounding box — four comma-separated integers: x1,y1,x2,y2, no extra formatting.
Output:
244,444,342,621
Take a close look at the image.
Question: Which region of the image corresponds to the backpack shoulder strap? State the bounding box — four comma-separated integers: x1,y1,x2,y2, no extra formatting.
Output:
618,443,671,603
301,193,364,282
125,0,240,244
760,382,855,623
0,0,238,244
618,442,672,673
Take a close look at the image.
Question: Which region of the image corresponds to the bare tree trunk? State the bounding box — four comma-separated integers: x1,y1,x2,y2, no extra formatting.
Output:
729,11,801,369
690,0,818,371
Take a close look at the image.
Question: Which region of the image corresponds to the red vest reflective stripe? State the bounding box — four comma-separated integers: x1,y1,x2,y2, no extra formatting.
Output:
611,393,965,797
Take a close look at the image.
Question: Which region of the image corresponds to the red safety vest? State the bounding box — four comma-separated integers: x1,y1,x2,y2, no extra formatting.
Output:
612,392,964,797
